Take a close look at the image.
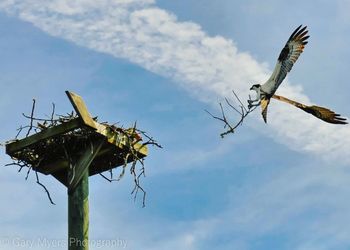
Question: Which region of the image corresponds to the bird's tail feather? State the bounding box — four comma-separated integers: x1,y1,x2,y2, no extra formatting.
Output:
261,97,270,123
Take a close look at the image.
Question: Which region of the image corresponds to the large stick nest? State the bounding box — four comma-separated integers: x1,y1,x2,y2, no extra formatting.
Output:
5,100,161,207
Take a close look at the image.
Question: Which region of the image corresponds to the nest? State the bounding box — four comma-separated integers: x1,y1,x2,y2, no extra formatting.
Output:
5,98,161,207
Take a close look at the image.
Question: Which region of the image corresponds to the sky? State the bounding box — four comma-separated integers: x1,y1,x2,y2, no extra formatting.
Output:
0,0,349,249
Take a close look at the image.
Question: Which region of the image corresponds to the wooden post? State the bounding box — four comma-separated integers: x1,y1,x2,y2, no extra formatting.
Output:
68,169,89,250
67,139,104,250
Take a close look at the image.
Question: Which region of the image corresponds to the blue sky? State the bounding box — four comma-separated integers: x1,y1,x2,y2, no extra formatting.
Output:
0,1,350,249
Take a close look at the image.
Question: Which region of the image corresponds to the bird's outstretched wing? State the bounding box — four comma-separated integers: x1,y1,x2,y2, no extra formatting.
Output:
265,25,309,93
261,97,270,123
272,94,348,125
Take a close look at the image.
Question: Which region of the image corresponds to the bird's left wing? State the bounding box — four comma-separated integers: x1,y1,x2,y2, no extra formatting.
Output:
272,94,348,125
266,25,309,92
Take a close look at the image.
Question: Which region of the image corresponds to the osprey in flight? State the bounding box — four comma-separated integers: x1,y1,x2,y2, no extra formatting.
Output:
248,25,347,124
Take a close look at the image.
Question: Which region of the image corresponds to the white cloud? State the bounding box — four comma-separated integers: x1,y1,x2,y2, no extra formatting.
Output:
0,0,267,100
0,1,349,164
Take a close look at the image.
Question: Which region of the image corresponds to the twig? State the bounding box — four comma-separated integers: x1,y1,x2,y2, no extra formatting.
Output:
25,99,36,137
207,91,258,138
25,165,32,180
5,159,55,204
35,171,55,205
232,90,248,113
99,172,117,182
50,103,55,124
137,130,163,149
5,161,28,172
225,97,242,115
15,125,23,139
130,159,146,207
103,124,161,207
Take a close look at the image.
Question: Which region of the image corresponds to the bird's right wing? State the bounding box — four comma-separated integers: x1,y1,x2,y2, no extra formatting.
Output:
272,94,348,125
265,25,309,93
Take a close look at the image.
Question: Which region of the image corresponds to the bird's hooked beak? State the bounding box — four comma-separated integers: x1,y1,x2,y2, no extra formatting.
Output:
250,86,254,90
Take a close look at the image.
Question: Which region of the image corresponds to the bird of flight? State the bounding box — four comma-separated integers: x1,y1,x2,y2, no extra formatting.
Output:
248,25,347,125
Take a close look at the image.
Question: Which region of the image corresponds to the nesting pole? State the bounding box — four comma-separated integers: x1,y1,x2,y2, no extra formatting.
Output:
68,169,89,250
5,91,148,250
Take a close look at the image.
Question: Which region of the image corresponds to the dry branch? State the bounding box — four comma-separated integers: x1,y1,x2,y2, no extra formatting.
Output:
25,99,36,137
206,90,257,138
100,122,161,207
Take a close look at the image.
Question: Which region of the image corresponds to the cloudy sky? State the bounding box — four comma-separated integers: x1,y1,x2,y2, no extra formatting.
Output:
0,0,350,249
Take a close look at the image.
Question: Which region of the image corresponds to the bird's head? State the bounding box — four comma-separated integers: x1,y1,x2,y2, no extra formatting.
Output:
250,84,261,91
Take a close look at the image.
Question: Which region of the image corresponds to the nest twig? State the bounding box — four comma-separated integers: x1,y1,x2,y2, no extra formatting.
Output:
98,122,161,207
206,90,257,138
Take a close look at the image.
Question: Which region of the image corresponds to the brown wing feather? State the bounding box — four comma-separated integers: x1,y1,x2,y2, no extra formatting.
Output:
301,106,347,125
267,25,310,92
272,94,348,125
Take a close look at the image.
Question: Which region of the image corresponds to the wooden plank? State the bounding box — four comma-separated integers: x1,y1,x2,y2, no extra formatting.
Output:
68,139,105,190
39,160,69,175
52,170,68,186
94,122,148,156
6,118,82,155
38,143,144,178
66,91,97,130
38,145,115,175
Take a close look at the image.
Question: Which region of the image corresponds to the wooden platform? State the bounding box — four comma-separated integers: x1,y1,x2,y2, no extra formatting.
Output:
5,91,148,187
